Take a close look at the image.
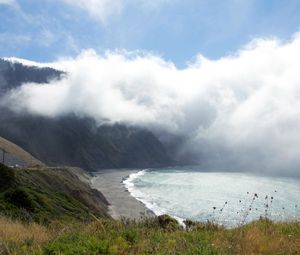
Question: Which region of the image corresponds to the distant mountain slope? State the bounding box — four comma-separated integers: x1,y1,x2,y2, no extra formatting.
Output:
0,112,173,170
0,59,174,171
0,58,63,92
0,136,43,167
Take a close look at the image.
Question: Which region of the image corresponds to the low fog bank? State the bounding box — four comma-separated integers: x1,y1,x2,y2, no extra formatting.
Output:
2,33,300,178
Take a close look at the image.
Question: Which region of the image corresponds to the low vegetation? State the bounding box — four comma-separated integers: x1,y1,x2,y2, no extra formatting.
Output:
0,215,299,255
0,164,299,254
0,163,109,223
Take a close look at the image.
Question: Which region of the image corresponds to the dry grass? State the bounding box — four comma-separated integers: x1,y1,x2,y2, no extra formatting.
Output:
212,220,300,254
0,216,49,254
0,215,299,254
0,216,48,243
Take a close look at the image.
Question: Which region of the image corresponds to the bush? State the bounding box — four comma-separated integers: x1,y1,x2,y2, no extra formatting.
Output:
157,214,180,230
123,229,138,244
4,188,35,212
0,163,15,191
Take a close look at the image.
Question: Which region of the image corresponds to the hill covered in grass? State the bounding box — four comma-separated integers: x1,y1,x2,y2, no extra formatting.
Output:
0,164,109,223
0,136,43,167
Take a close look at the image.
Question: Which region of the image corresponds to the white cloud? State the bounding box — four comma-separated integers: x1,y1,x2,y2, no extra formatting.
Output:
0,0,16,5
0,0,20,9
58,0,172,23
133,0,173,10
39,30,56,48
3,34,300,177
59,0,124,23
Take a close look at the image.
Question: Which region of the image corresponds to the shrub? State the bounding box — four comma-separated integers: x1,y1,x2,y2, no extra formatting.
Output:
4,188,35,212
0,163,15,191
157,214,180,230
123,229,138,244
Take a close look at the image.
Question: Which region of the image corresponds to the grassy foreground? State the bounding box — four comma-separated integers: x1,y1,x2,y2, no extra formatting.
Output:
0,214,299,255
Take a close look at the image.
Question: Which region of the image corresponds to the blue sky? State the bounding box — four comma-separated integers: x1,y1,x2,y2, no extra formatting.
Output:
1,0,300,67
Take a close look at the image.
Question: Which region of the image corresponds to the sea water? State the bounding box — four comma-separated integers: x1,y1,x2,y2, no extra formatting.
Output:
123,168,300,227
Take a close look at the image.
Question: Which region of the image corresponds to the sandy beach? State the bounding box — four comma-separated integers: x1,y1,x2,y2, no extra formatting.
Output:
91,169,155,220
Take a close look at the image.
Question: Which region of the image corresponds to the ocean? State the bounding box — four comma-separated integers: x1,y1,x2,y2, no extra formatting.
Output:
123,168,300,227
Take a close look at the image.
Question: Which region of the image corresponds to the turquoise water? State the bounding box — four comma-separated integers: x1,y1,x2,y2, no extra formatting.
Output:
124,168,300,227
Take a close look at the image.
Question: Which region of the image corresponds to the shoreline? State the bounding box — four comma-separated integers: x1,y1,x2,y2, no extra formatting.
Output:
90,169,155,220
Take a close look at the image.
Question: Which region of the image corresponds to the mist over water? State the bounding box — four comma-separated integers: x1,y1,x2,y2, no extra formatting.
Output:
124,168,300,227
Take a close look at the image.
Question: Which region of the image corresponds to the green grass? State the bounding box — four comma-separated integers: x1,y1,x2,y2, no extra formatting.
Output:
0,215,299,255
0,164,103,223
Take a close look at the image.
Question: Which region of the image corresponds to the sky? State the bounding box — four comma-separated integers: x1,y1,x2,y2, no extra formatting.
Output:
1,0,300,67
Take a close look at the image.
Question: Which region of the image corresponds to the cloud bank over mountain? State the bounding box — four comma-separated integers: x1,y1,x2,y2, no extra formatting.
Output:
3,34,300,177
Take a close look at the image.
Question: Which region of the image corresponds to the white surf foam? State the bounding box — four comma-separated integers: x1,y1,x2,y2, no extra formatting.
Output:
123,169,186,224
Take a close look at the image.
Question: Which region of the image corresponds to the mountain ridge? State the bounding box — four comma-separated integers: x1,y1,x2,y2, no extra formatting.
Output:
0,136,43,167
